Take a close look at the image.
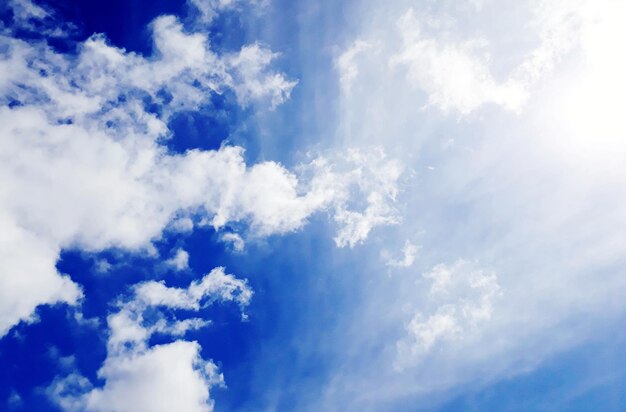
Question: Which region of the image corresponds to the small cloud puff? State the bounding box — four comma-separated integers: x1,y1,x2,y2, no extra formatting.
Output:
165,248,190,271
383,240,420,268
220,232,245,252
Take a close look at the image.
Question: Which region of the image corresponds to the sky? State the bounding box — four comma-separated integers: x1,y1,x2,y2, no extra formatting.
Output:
0,0,625,411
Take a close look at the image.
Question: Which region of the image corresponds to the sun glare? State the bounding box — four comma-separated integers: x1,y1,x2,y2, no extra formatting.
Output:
559,1,626,152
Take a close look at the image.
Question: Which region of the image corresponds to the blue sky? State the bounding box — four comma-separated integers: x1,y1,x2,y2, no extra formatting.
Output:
1,0,626,411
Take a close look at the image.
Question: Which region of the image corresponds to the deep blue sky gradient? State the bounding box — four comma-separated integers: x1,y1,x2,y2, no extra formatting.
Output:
1,1,625,411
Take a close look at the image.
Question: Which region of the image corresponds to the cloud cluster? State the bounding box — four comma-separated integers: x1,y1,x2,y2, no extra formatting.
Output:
0,2,401,340
313,0,626,408
48,267,251,412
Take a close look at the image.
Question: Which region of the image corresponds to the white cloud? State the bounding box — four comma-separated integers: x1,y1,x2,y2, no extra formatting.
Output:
384,240,419,268
336,1,599,120
390,8,526,115
49,267,250,412
514,0,589,84
0,8,402,337
188,0,230,23
8,0,49,22
168,217,195,233
107,267,251,352
396,260,501,370
84,341,224,412
335,40,377,92
133,267,252,315
220,232,245,252
165,248,190,271
0,212,82,336
322,149,403,247
47,373,93,412
312,1,626,407
50,342,225,412
226,43,298,108
188,0,267,24
203,147,402,244
94,259,112,274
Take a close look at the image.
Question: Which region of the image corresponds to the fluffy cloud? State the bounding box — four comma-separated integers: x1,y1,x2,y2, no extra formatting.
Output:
0,212,82,336
220,232,245,252
49,267,250,412
84,341,224,412
165,248,190,271
133,267,251,314
0,6,401,337
226,44,298,108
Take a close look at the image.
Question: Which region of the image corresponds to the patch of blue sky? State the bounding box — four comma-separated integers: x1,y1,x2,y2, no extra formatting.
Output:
438,326,626,412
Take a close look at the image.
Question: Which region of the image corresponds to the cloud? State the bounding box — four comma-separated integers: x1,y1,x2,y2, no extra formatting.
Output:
46,373,93,412
132,267,251,316
188,0,236,23
390,8,526,115
0,212,82,336
106,267,251,352
395,260,501,370
322,148,403,247
300,0,626,408
336,1,598,120
226,43,298,108
220,232,245,252
165,248,190,271
49,267,250,412
8,0,48,22
84,341,224,412
335,40,378,92
188,0,267,24
0,7,401,337
384,240,419,268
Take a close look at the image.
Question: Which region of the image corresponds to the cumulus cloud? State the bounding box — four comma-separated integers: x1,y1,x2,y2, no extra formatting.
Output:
84,341,224,412
0,7,401,336
0,212,82,336
227,43,298,108
165,248,190,271
49,267,250,412
220,232,245,252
